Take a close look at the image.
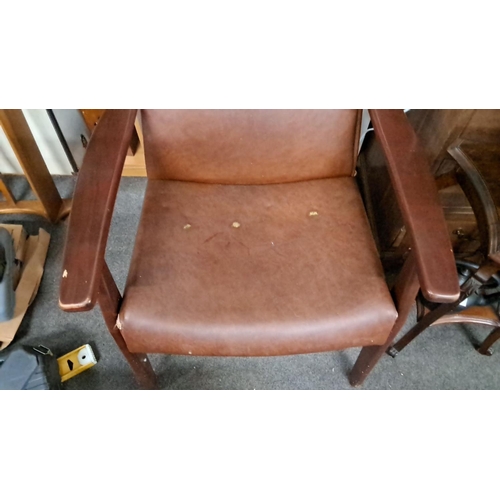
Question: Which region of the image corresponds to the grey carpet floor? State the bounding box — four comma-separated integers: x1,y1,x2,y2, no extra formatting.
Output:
3,175,500,389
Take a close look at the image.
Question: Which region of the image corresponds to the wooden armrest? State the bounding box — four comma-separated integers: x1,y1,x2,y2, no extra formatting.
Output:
369,109,460,303
59,110,137,312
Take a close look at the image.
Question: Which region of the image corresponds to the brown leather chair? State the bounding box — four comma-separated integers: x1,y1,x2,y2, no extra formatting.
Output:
59,110,459,389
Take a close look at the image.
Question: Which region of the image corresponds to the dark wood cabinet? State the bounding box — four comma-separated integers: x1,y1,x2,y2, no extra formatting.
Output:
359,109,500,268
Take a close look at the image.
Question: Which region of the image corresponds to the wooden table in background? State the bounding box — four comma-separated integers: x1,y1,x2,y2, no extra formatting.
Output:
0,110,71,222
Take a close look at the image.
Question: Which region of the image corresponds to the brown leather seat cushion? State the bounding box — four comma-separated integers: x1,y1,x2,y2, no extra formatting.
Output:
120,178,398,356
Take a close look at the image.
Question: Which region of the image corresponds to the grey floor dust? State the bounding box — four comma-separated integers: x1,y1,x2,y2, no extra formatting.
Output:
3,175,500,390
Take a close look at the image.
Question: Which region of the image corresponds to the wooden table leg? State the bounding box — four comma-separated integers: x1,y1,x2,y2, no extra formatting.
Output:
0,178,16,206
0,109,66,222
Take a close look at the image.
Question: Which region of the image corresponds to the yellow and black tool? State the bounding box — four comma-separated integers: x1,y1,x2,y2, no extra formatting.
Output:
57,344,97,383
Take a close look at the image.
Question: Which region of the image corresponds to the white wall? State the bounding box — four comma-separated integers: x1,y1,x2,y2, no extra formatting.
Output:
0,109,76,175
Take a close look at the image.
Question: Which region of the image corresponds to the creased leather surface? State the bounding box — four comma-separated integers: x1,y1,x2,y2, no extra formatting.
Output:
141,110,360,183
120,178,397,356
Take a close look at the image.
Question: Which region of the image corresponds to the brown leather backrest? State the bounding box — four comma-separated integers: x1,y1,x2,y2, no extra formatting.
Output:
141,110,361,184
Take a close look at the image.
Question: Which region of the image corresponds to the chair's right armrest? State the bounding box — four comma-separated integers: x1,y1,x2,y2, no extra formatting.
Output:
59,110,137,312
370,109,460,303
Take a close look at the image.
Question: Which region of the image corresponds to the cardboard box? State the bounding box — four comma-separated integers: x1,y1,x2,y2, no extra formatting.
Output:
0,224,50,350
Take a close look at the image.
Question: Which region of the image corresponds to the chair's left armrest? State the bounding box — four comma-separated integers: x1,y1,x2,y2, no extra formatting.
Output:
369,109,460,303
59,110,137,312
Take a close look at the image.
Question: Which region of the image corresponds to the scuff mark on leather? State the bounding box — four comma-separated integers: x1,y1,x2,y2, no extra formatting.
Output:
233,239,250,255
204,232,221,243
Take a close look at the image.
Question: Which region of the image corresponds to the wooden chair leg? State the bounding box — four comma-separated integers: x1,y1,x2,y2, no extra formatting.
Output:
349,252,420,387
387,300,460,357
98,262,157,389
476,327,500,356
389,264,495,356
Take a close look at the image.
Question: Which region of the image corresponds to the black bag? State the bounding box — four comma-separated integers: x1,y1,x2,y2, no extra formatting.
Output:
0,345,62,390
